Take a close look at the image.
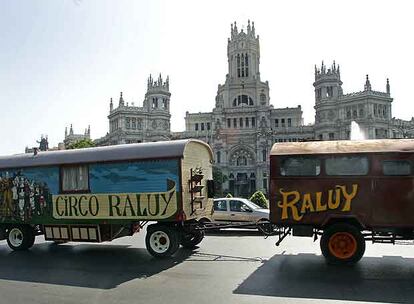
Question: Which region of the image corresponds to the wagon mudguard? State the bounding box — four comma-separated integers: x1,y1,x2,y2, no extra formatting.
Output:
321,215,365,230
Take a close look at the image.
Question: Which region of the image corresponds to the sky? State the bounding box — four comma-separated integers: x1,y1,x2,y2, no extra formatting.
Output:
1,0,414,155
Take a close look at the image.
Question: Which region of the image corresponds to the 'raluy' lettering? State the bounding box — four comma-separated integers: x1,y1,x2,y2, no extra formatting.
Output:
277,184,359,221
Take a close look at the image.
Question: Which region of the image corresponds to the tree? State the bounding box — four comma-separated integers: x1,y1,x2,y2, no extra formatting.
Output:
249,191,268,209
212,166,228,197
67,139,95,150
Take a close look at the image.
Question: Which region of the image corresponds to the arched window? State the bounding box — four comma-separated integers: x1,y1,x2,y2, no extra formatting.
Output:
233,95,254,107
237,53,249,78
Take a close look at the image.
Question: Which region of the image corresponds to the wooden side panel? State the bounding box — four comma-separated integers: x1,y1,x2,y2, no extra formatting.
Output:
181,142,213,220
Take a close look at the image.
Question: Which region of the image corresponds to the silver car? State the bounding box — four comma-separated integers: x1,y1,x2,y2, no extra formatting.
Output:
211,197,269,225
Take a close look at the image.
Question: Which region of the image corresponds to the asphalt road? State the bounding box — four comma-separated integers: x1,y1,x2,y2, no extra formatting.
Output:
0,227,414,304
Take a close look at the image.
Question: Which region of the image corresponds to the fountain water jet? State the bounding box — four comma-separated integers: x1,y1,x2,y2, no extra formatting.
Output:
350,121,366,140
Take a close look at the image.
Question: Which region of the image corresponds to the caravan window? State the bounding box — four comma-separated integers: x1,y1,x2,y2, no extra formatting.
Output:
61,165,89,192
326,156,369,176
280,157,321,176
383,160,411,176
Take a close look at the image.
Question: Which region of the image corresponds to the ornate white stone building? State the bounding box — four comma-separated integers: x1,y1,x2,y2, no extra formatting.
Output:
65,20,413,197
314,61,393,140
95,74,171,146
64,124,91,147
173,21,313,197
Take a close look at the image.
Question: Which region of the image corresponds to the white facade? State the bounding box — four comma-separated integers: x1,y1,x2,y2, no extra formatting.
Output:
175,21,313,197
79,20,413,198
64,124,91,147
314,62,393,140
95,74,171,146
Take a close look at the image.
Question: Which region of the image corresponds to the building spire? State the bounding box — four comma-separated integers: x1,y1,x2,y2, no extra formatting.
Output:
364,74,372,91
386,78,390,95
148,74,153,90
110,97,113,111
65,127,68,137
119,92,124,106
70,124,74,135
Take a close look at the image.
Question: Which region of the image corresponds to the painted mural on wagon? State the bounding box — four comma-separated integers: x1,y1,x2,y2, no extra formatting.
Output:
0,159,181,223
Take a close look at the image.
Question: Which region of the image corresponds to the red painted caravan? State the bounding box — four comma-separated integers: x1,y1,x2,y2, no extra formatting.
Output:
270,139,414,264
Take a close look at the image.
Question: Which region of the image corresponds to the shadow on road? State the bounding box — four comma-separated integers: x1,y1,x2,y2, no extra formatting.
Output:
0,240,193,289
234,253,414,303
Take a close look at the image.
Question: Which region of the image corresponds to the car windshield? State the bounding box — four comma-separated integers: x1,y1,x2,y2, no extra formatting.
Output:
243,200,261,209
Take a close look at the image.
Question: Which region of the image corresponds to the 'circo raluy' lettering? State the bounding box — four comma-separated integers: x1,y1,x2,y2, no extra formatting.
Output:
52,187,177,220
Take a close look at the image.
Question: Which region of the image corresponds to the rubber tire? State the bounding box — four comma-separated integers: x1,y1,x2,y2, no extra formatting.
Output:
320,223,365,265
145,225,180,258
26,229,36,249
199,218,211,226
0,227,6,241
181,230,205,249
7,225,35,251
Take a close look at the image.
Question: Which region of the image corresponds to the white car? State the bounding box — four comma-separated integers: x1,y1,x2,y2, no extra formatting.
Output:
210,197,269,225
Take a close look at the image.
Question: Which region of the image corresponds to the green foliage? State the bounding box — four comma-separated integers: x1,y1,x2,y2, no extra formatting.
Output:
226,193,233,198
67,139,96,150
249,191,268,209
213,166,228,197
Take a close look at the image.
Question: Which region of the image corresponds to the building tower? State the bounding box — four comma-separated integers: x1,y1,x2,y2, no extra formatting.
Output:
143,74,171,139
144,74,171,112
314,61,343,103
228,20,260,82
207,20,273,197
216,20,270,109
313,61,343,140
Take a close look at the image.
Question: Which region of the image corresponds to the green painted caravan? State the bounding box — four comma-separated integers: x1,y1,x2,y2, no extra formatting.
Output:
0,139,214,257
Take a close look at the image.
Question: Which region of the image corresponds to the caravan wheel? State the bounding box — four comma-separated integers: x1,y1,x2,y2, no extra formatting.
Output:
320,223,365,265
181,230,205,249
7,225,35,251
145,225,179,258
